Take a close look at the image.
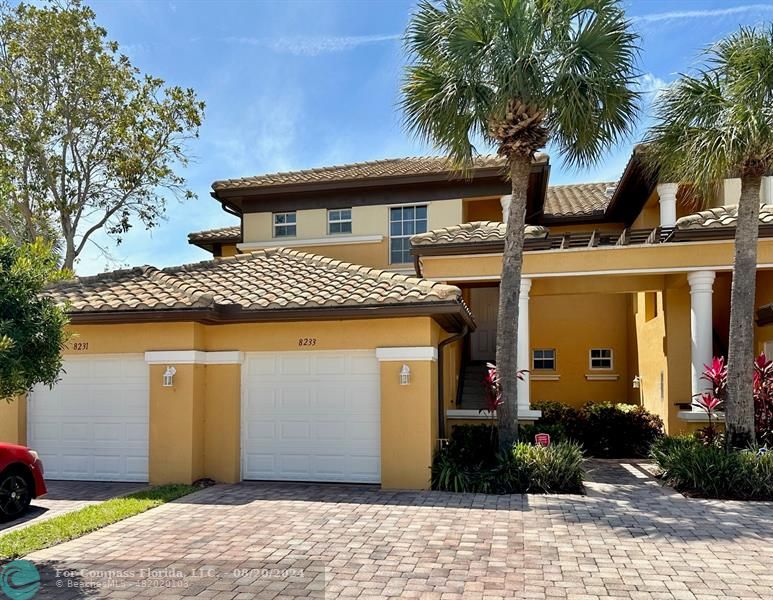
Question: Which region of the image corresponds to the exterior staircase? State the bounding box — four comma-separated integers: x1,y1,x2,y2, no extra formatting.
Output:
457,362,490,410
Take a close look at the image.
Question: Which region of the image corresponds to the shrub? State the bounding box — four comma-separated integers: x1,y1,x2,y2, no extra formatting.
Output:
580,402,664,458
431,433,584,494
520,401,583,444
446,424,498,467
651,436,773,500
520,401,663,457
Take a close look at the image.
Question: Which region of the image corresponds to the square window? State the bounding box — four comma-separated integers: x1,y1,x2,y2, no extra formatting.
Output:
273,212,296,237
532,349,556,371
589,348,613,370
389,205,428,264
327,208,352,235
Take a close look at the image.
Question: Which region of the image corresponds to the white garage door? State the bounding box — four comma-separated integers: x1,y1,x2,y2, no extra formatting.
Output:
29,355,149,482
242,351,380,483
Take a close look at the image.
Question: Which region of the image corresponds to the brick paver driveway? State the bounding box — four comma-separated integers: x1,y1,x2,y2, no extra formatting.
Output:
19,461,773,599
1,481,146,534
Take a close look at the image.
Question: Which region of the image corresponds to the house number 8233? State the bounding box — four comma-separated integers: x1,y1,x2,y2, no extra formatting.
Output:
298,338,317,347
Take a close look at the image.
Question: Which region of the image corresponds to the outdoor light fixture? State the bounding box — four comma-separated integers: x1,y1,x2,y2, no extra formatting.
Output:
399,364,411,385
162,366,177,387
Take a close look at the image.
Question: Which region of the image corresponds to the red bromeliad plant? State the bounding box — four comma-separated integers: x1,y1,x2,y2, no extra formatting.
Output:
482,363,526,446
694,357,726,445
754,354,773,446
694,354,773,447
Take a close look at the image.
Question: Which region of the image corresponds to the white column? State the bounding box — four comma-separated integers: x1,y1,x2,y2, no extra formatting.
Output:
500,195,512,223
517,278,531,411
687,271,715,399
763,176,773,205
657,183,678,227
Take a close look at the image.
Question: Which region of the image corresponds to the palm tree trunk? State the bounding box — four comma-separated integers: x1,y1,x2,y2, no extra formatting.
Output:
496,157,530,450
725,175,762,448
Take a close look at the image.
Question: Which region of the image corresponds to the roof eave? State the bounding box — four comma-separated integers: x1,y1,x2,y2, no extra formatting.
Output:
65,300,476,333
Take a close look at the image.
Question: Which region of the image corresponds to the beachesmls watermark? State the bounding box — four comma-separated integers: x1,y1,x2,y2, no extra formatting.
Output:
0,560,41,600
0,559,326,598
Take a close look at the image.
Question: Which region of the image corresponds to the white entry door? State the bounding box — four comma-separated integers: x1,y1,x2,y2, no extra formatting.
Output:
470,286,499,361
242,350,380,483
28,355,149,481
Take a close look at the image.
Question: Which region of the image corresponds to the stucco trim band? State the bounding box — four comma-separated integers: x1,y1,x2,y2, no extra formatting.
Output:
376,347,438,362
238,235,384,251
144,350,244,365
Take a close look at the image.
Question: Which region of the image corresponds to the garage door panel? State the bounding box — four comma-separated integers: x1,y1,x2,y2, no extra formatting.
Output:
280,421,311,441
29,356,149,482
243,351,380,484
280,356,312,376
278,387,311,412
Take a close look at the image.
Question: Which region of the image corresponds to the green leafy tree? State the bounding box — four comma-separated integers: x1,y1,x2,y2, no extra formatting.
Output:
0,237,69,402
645,26,773,448
0,0,205,270
401,0,639,447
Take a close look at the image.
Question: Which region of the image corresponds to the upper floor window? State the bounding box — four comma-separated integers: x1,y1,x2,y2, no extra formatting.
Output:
390,205,427,264
328,208,352,235
589,348,613,370
273,212,296,237
532,349,556,371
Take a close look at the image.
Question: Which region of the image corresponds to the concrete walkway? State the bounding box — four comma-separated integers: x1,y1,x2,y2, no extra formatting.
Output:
17,461,773,599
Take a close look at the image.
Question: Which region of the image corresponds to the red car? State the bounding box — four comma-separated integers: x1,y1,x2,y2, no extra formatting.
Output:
0,443,47,521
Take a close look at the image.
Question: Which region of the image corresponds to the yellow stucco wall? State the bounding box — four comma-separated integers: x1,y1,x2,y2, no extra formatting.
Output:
530,294,630,408
220,244,239,257
204,364,241,483
0,396,26,446
630,291,669,427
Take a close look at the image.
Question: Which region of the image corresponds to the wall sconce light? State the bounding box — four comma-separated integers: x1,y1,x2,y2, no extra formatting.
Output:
632,375,641,389
399,364,411,386
162,366,177,387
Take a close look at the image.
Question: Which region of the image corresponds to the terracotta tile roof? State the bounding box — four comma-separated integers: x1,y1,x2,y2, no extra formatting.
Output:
187,225,241,244
211,154,551,192
48,248,468,315
676,204,773,230
411,221,548,247
543,182,616,218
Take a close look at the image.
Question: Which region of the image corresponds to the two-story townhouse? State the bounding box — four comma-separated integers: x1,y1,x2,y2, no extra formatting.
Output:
3,150,773,490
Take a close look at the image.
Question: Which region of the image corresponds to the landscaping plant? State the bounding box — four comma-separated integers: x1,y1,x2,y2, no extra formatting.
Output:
651,435,773,500
754,354,773,446
431,424,584,494
520,401,663,457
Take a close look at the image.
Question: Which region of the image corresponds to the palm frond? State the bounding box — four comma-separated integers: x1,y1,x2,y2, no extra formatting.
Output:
401,0,641,168
645,25,773,197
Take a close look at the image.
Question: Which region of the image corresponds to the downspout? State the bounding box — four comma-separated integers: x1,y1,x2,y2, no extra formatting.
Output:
437,325,469,443
211,191,241,219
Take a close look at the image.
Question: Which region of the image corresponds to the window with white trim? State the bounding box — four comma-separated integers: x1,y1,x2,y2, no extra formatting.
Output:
273,212,296,237
589,348,613,370
328,208,352,234
389,205,427,264
532,349,556,371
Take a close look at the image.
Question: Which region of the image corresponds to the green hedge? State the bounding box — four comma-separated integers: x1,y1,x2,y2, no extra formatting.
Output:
521,401,664,457
432,425,584,494
651,436,773,500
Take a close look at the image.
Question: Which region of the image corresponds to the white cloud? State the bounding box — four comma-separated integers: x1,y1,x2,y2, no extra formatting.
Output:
638,72,669,100
225,34,401,57
634,4,773,25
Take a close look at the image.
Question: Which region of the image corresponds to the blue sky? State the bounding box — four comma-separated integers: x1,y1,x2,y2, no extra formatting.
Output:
75,0,773,274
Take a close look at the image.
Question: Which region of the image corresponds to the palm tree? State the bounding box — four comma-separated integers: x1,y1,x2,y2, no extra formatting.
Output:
645,26,773,448
401,0,639,448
